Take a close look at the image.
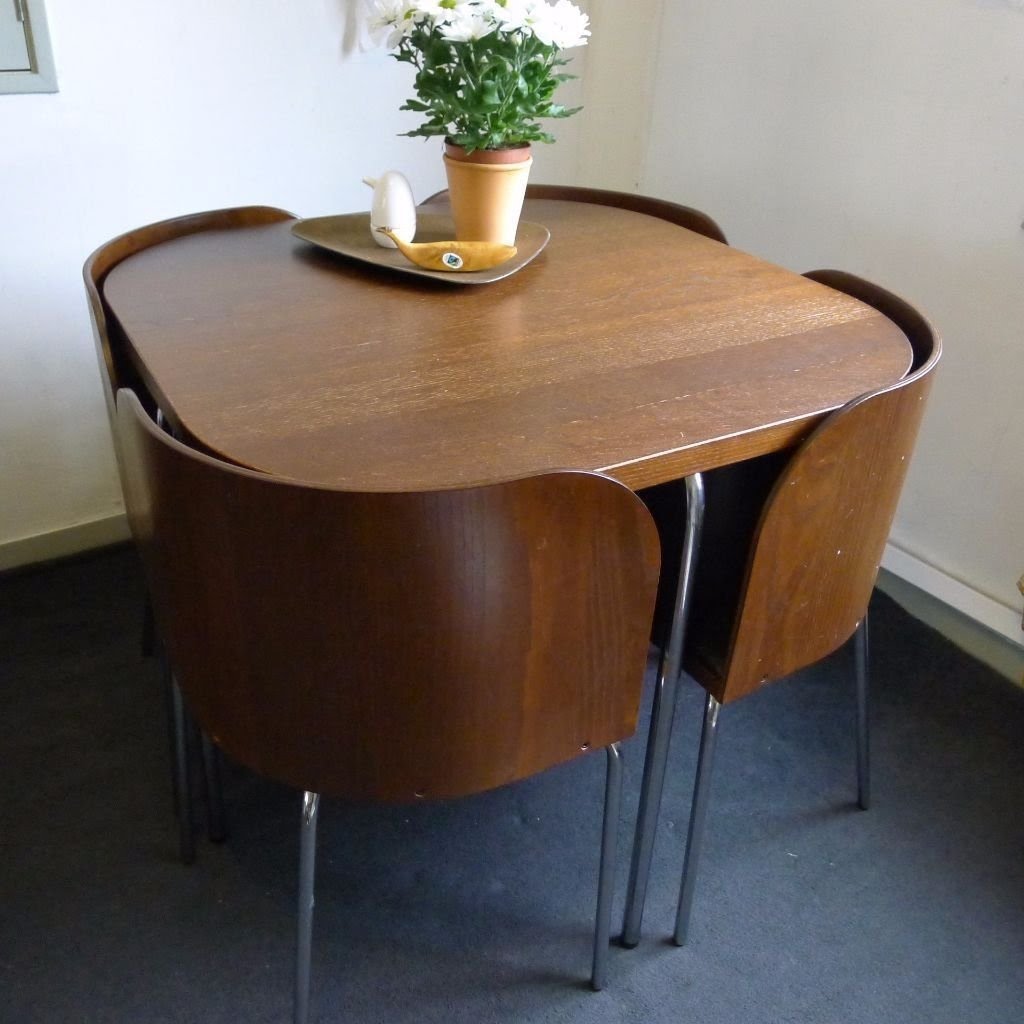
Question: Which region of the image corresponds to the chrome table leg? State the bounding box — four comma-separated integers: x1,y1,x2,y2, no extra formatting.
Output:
673,692,721,946
621,473,704,947
295,791,320,1024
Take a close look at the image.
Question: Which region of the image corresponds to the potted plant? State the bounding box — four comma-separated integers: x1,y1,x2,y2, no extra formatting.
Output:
368,0,590,244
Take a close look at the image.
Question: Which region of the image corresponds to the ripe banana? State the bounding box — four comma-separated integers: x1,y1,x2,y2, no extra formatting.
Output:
376,228,517,272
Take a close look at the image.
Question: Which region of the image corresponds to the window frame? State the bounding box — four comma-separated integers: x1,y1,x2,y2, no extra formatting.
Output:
0,0,58,95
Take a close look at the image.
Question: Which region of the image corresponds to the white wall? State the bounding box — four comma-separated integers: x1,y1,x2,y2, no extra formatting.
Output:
640,0,1024,643
2,1,1020,648
0,0,580,567
572,0,664,190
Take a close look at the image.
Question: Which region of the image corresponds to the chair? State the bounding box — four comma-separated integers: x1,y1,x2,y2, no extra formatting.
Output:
114,387,660,1021
84,206,295,861
622,270,941,946
420,183,729,244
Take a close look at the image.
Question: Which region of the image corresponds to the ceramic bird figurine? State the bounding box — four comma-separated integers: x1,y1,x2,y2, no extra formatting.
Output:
363,171,416,249
375,228,517,272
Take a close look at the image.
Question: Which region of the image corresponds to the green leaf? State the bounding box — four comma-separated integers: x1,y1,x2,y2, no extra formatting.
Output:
393,20,585,150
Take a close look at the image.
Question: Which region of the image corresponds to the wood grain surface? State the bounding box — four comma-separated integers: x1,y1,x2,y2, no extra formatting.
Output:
686,271,941,703
84,205,296,427
102,199,912,491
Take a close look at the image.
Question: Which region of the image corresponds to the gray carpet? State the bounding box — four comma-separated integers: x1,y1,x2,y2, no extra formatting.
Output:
2,546,1022,1023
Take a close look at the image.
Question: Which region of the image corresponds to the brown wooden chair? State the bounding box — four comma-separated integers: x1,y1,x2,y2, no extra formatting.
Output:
83,207,295,861
114,387,660,1021
622,270,940,947
420,183,729,243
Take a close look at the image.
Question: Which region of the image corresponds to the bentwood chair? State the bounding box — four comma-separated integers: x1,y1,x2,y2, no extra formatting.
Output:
114,387,660,1021
622,270,940,947
84,206,295,862
421,183,729,244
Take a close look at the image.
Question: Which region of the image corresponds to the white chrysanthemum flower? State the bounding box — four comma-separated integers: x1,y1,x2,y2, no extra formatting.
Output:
529,0,589,49
490,0,536,33
439,8,496,42
411,0,474,22
410,0,443,12
555,1,590,47
407,0,445,20
366,0,417,48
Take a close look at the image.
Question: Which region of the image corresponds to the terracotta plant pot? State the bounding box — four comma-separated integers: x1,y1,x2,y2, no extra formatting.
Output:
443,141,533,246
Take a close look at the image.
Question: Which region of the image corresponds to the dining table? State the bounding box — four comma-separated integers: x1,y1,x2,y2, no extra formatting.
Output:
100,190,915,950
101,196,912,492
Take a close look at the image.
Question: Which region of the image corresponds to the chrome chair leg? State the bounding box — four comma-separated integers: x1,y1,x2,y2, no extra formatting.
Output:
169,673,195,865
673,692,721,946
201,733,227,842
295,791,320,1024
855,616,871,811
622,472,705,947
592,743,623,991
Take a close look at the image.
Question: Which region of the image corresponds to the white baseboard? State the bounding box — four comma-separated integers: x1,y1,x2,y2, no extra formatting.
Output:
0,513,130,573
881,542,1023,649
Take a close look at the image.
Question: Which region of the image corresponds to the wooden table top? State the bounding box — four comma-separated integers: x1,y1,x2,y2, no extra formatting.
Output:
103,199,912,492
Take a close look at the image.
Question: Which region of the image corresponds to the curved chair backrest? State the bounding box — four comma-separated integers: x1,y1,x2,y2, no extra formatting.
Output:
84,206,294,427
697,271,940,704
421,184,728,244
115,388,661,802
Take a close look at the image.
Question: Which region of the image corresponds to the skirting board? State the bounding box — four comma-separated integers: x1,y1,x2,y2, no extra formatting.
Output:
0,513,130,573
881,542,1024,650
